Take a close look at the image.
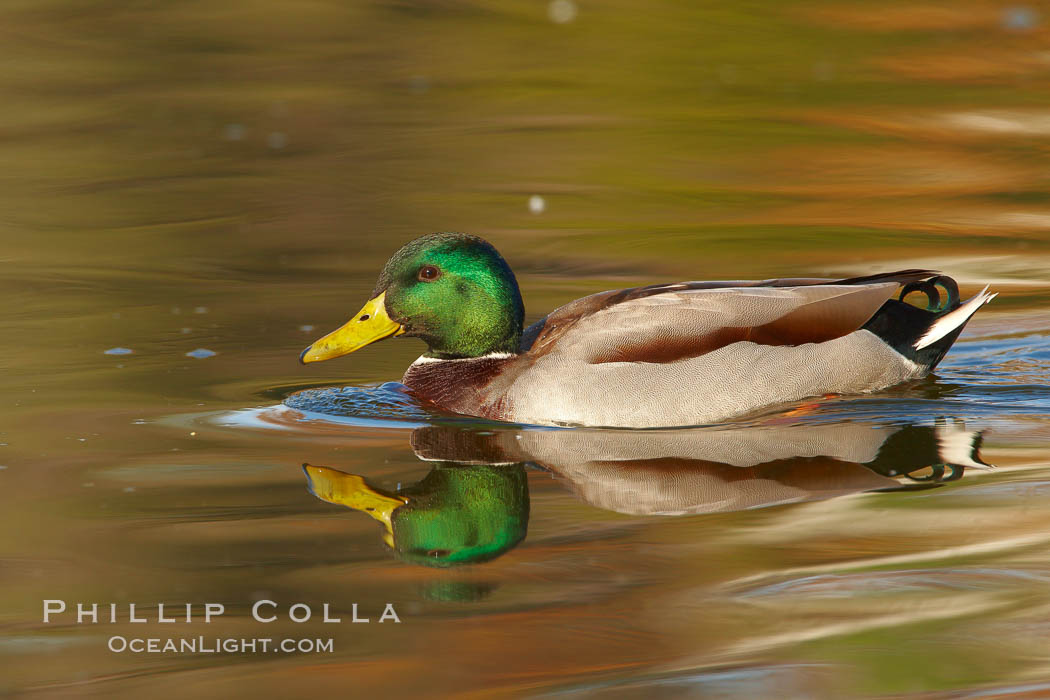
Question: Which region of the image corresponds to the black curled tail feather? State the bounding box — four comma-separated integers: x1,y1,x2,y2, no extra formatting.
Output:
861,275,990,371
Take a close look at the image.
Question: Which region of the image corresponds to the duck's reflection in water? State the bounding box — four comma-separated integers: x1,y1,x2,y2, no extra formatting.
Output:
304,419,989,567
305,461,529,568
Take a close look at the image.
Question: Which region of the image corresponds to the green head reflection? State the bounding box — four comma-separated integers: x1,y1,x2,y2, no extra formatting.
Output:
303,462,529,567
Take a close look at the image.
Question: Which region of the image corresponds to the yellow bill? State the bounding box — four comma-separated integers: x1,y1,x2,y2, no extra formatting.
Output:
299,291,404,364
303,464,408,548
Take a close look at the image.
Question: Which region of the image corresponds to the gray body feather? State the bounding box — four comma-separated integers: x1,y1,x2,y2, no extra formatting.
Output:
507,328,918,427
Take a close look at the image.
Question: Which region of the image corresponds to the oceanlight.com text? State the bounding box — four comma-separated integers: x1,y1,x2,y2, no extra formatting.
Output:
107,636,335,654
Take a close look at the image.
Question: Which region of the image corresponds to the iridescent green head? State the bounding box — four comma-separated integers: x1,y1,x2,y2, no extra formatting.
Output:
300,233,525,362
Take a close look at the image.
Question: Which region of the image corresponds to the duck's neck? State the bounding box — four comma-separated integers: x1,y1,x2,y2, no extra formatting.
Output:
420,295,524,359
424,333,521,360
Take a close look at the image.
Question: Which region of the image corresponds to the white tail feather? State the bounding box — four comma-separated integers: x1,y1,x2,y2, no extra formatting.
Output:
914,285,996,350
935,419,994,470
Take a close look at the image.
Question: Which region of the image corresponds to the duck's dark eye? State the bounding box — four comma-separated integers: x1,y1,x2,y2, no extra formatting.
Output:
418,265,441,282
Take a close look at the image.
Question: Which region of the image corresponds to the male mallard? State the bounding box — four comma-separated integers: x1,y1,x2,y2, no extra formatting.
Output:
300,233,995,428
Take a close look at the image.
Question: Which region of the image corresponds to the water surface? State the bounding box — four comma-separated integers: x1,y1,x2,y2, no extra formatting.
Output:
3,1,1050,697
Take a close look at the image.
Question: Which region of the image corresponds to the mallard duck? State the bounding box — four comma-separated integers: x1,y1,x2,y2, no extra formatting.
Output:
299,232,995,428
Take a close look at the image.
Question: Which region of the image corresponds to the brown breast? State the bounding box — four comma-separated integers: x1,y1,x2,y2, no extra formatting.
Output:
401,355,521,421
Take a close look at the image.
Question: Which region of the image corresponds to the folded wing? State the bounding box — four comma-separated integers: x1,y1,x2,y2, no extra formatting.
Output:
526,279,908,364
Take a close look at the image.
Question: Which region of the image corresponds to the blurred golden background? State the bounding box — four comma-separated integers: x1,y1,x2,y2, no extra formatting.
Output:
2,1,1050,697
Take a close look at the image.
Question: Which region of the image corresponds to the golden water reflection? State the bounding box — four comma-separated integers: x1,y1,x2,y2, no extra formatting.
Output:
303,418,990,568
3,0,1050,696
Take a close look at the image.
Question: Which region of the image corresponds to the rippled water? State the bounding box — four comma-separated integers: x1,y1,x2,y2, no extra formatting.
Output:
4,1,1050,698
